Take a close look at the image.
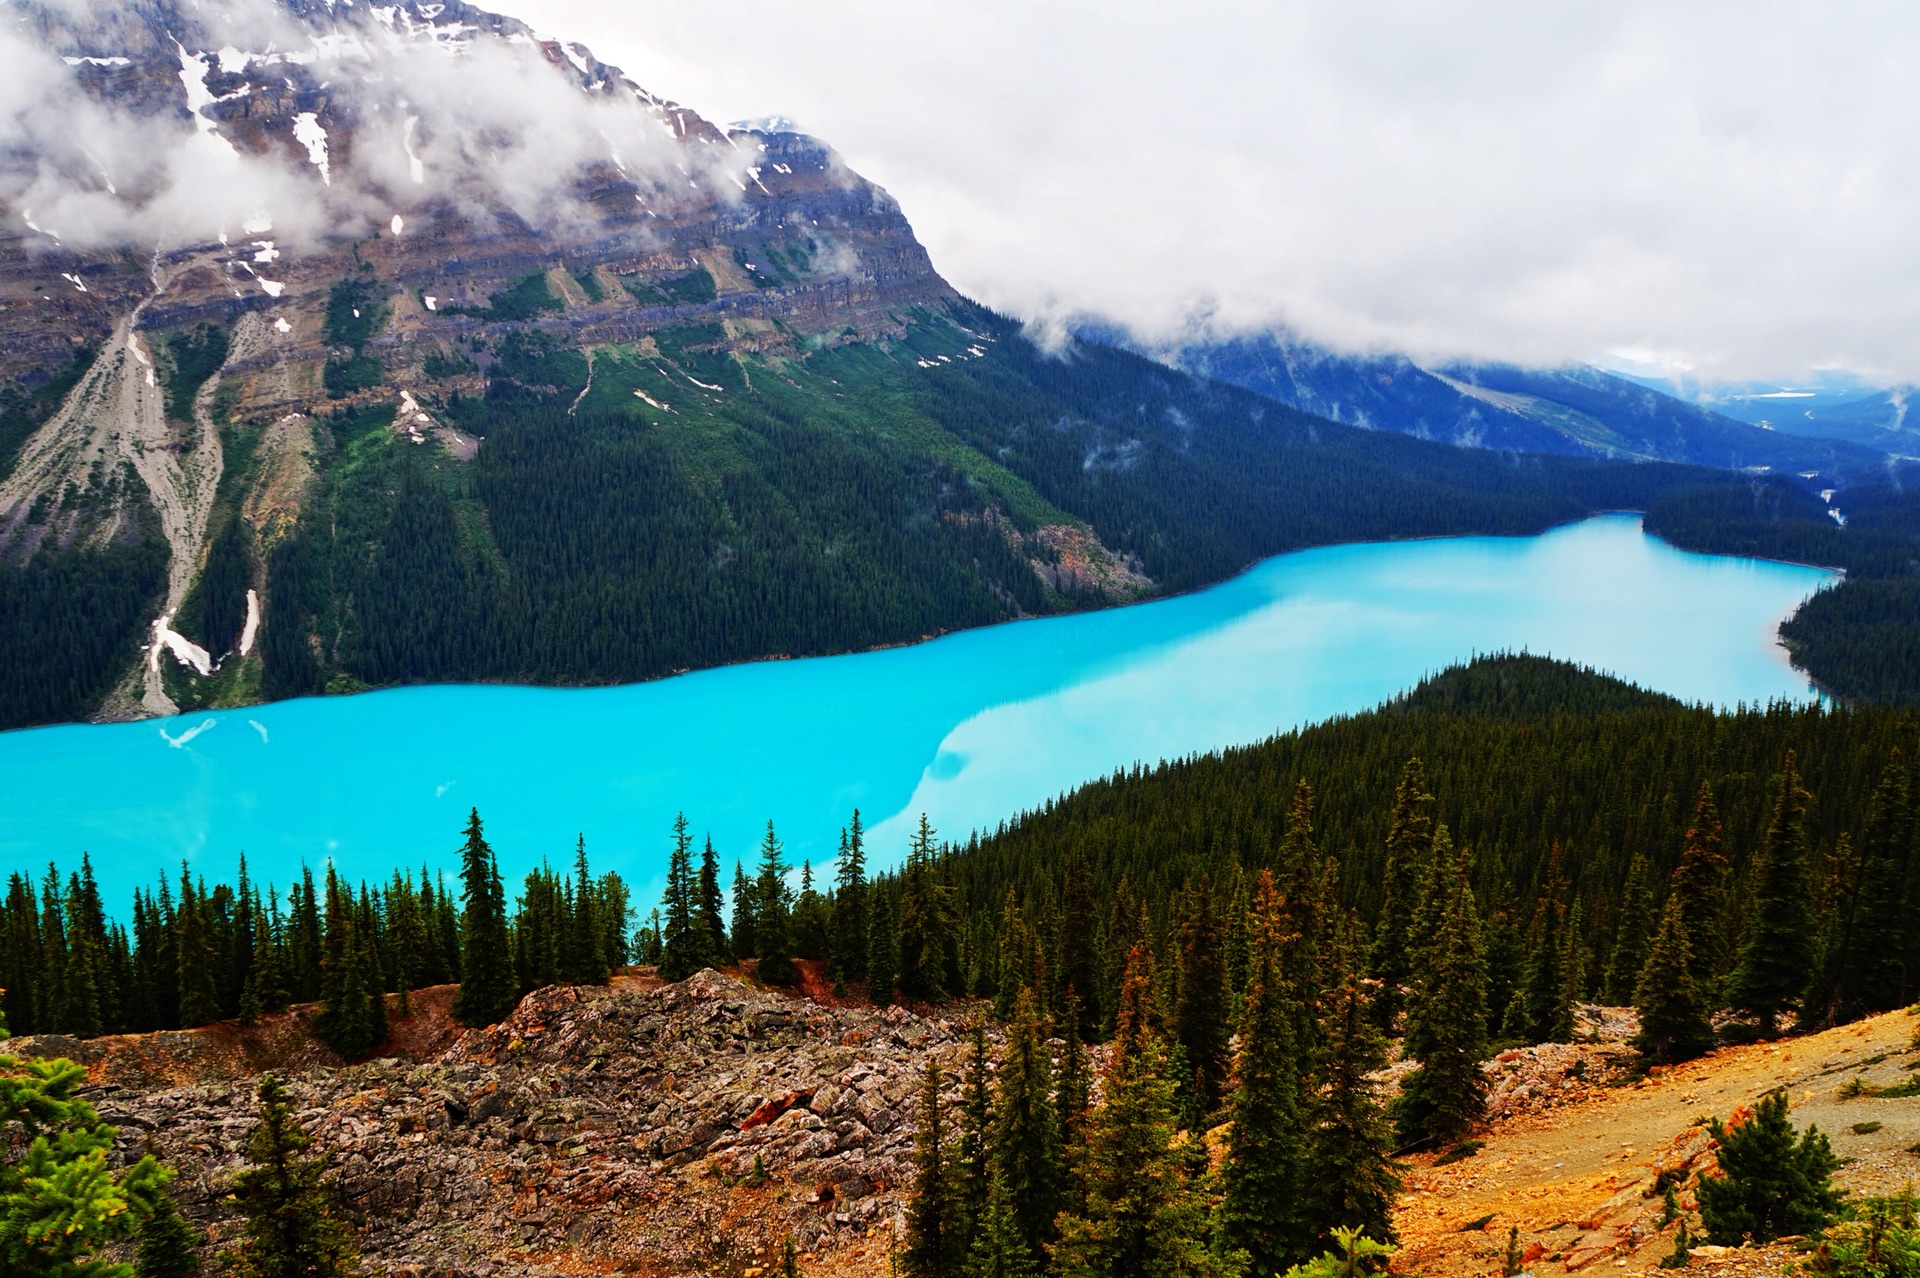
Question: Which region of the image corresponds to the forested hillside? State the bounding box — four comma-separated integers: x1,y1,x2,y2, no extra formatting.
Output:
1645,476,1920,705
0,298,1736,729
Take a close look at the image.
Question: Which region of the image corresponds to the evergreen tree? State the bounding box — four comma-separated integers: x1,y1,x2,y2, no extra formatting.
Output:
697,838,728,962
1058,848,1099,1034
1482,909,1523,1037
902,1057,955,1278
1306,913,1399,1249
1370,758,1435,1030
288,867,322,1004
1670,781,1732,992
453,809,517,1027
754,822,796,986
963,1171,1041,1278
1053,947,1216,1278
1504,843,1568,1044
565,836,609,985
1393,842,1488,1150
659,815,702,981
136,1189,203,1278
1173,874,1230,1113
175,867,220,1029
954,1024,993,1254
1217,870,1314,1276
792,860,829,962
830,813,868,990
1697,1090,1840,1244
0,1043,171,1273
1811,751,1911,1024
1724,753,1817,1034
867,887,897,1006
219,1073,359,1278
1632,894,1715,1065
989,990,1058,1266
1603,852,1656,1004
730,861,757,962
1056,990,1092,1210
898,815,958,1002
312,870,383,1060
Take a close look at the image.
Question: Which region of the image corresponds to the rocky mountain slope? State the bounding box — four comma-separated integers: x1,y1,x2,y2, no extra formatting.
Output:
20,969,1917,1278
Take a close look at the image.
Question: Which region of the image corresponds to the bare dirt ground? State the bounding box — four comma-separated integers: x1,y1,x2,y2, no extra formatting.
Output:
1395,1008,1920,1278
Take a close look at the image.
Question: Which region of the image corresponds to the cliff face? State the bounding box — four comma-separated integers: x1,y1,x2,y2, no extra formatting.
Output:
1,0,952,393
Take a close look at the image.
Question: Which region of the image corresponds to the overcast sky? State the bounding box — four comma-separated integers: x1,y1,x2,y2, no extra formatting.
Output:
493,1,1920,385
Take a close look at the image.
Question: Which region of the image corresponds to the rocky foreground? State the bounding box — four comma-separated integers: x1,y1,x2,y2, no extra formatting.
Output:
24,970,980,1278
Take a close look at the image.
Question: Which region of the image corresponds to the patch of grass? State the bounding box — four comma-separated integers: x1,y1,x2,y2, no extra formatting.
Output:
324,272,390,349
1853,1121,1884,1135
323,354,384,399
624,268,717,307
481,272,565,322
572,267,605,303
157,324,230,422
1460,1213,1496,1232
422,349,476,379
1435,1140,1484,1166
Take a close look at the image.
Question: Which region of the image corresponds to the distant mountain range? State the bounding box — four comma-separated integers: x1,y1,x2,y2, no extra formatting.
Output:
1093,327,1886,477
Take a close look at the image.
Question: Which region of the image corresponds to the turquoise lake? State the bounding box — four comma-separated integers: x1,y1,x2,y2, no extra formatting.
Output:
0,515,1836,910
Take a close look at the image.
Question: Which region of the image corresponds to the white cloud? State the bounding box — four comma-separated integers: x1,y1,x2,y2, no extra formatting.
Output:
488,0,1920,382
0,0,742,253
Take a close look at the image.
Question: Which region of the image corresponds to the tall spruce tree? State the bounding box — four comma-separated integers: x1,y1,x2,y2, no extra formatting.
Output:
989,989,1059,1267
897,815,957,1002
754,822,796,986
1724,753,1817,1034
954,1024,993,1253
1370,758,1436,1031
1306,913,1400,1248
1053,947,1216,1278
1603,852,1657,1003
697,838,728,962
453,808,517,1027
1632,893,1715,1065
830,812,868,990
219,1073,358,1278
902,1057,955,1278
135,1188,203,1278
1393,842,1489,1150
867,887,897,1006
659,816,702,981
566,836,609,985
1216,870,1314,1276
1671,781,1732,993
1173,874,1231,1113
730,862,757,961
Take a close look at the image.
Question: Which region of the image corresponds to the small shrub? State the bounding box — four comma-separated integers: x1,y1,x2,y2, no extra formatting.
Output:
1806,1192,1920,1278
1281,1226,1396,1278
1698,1089,1842,1244
1854,1122,1885,1135
1436,1140,1485,1166
1659,1221,1693,1270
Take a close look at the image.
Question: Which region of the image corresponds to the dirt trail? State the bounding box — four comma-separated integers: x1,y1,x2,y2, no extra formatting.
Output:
1396,1008,1920,1278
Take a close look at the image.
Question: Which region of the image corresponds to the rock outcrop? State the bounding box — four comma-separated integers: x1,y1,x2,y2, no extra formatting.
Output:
54,970,976,1277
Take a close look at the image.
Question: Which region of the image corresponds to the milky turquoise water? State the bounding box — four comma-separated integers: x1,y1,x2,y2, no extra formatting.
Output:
0,515,1836,910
